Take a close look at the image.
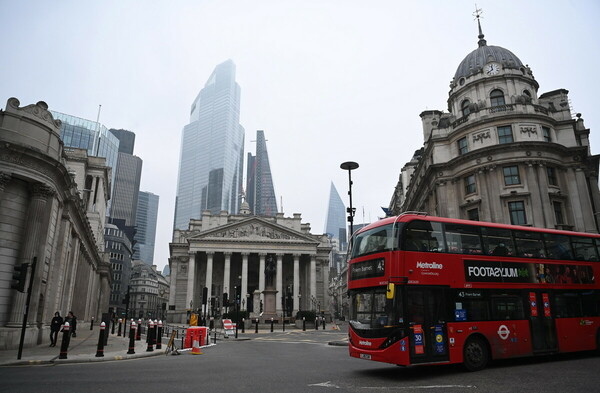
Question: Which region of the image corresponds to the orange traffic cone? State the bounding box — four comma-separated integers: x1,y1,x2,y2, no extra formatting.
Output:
191,339,202,355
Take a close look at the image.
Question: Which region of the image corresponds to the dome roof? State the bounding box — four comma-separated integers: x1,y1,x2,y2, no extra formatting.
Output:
453,17,523,81
454,45,523,81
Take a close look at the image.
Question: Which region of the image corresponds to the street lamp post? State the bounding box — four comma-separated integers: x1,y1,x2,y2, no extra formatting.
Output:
340,161,359,242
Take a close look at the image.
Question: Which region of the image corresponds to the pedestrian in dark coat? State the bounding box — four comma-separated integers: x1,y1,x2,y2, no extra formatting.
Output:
50,312,63,347
65,311,77,337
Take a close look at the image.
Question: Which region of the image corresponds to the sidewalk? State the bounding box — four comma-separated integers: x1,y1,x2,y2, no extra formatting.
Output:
0,326,165,367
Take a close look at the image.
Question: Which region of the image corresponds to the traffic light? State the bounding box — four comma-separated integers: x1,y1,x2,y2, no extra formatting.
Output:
235,286,241,304
11,263,29,293
223,292,228,306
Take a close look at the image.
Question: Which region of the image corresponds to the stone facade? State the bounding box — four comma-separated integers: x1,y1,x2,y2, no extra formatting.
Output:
168,209,332,323
0,98,111,349
390,28,600,233
128,261,169,320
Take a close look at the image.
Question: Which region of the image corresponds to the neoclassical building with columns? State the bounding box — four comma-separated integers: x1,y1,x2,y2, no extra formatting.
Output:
0,98,111,349
168,207,332,323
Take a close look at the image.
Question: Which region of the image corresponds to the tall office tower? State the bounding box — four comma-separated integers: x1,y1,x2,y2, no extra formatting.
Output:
50,111,119,195
246,130,278,216
134,191,159,265
109,129,142,227
324,182,347,250
174,60,245,230
110,128,136,154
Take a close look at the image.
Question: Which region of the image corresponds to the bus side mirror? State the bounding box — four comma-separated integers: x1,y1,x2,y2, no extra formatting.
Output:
386,283,395,299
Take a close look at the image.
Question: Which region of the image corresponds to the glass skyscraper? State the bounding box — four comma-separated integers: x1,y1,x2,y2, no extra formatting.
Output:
50,111,120,192
110,129,142,227
324,182,347,250
174,60,245,230
246,130,278,216
134,191,159,265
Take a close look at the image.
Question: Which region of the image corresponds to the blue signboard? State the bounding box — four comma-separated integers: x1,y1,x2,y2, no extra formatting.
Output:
434,325,446,355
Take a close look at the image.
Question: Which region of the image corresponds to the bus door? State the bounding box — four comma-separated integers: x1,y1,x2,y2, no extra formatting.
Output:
406,287,449,363
528,291,557,352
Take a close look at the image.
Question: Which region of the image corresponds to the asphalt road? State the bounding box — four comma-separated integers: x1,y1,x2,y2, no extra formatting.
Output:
1,330,599,393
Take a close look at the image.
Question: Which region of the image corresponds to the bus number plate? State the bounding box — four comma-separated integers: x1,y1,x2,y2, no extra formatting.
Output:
360,353,371,360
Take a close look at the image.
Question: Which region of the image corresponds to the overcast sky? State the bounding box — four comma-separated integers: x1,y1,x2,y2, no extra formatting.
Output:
2,0,599,272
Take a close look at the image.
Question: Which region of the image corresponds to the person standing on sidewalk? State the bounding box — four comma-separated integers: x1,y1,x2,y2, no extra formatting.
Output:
65,311,77,337
49,312,63,347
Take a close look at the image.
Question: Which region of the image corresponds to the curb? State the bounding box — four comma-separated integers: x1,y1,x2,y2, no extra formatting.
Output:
0,349,165,367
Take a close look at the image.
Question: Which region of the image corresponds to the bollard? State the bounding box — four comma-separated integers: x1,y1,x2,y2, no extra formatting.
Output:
95,322,106,357
214,329,217,343
283,318,285,332
303,317,306,331
127,321,136,354
270,317,274,332
156,320,162,349
136,319,142,340
58,322,71,359
111,319,116,335
146,320,154,352
117,318,122,336
242,318,245,333
90,317,94,330
315,318,318,330
181,336,184,349
322,317,326,330
255,318,258,333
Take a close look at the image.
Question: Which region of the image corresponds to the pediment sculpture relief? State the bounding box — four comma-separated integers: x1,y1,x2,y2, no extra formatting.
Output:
209,223,301,240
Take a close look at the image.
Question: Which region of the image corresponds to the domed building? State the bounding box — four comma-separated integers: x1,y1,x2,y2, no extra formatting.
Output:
389,18,599,232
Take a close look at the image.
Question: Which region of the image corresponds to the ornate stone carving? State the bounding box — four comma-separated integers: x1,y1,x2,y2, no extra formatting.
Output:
0,172,12,190
209,223,301,240
520,125,537,137
31,183,55,199
7,97,62,129
472,130,490,143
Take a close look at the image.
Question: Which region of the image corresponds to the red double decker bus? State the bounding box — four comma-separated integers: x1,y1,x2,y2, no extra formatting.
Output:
347,213,600,371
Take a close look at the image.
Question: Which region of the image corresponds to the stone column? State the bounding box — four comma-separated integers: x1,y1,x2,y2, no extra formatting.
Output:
536,163,554,226
241,253,248,311
322,259,330,317
258,253,265,297
205,252,214,304
168,258,178,310
575,167,596,232
223,252,231,295
293,254,300,315
8,183,53,327
526,162,545,227
310,255,317,309
565,167,585,231
276,254,283,313
0,172,12,194
186,252,196,311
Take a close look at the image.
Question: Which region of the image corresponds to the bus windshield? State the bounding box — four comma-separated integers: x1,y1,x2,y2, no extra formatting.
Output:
351,224,396,258
349,287,402,330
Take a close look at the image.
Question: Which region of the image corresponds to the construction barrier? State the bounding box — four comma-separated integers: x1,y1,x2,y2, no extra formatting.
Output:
184,326,208,348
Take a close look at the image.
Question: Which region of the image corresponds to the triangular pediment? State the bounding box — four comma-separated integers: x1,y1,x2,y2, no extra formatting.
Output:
187,217,318,244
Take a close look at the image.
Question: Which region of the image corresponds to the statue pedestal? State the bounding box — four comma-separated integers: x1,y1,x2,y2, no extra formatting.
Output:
261,288,278,322
250,290,261,319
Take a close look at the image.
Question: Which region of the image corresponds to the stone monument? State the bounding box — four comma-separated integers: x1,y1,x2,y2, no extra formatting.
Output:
261,255,278,322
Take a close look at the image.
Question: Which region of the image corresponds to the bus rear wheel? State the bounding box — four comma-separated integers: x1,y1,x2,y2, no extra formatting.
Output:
463,336,489,372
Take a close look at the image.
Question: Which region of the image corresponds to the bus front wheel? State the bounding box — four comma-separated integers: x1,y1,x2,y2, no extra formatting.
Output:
463,336,489,372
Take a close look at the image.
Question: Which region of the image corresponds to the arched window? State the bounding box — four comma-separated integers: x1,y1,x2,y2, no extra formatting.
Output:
490,89,505,106
461,100,471,117
523,90,531,98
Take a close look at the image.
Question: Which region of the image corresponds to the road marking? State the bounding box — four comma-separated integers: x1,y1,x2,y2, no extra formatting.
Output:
359,385,476,390
308,381,340,388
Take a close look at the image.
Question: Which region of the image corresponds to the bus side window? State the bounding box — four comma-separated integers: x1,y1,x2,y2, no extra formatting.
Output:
482,227,514,256
554,292,582,318
404,220,445,253
491,297,524,320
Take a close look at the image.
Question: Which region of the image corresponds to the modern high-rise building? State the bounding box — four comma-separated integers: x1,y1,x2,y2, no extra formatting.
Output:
246,130,278,216
324,182,347,249
50,110,119,198
134,191,159,265
109,129,142,227
173,59,245,230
